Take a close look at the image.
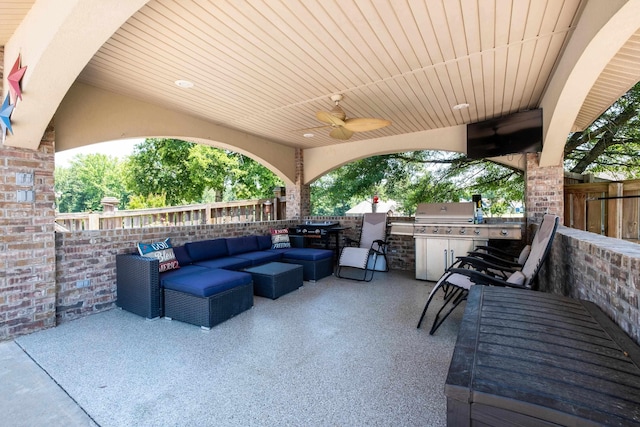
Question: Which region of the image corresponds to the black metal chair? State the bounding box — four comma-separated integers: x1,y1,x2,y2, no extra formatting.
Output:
417,214,559,334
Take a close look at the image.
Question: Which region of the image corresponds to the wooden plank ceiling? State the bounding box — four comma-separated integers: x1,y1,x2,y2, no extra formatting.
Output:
4,0,640,148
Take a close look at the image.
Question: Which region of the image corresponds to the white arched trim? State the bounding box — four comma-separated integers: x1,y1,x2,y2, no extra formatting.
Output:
55,83,297,185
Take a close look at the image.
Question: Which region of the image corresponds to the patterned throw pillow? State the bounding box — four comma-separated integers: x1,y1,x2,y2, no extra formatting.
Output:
270,228,291,249
137,238,180,272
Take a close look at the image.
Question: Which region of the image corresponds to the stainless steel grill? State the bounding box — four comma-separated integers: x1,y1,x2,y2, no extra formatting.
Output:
415,202,475,224
389,202,523,281
413,202,487,238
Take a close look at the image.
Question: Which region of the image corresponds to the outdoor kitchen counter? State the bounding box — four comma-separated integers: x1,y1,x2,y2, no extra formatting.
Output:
389,221,524,238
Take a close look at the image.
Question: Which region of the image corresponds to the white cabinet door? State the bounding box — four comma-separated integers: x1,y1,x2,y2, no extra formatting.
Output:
416,238,489,281
426,238,488,281
415,238,428,280
447,239,474,271
425,238,449,281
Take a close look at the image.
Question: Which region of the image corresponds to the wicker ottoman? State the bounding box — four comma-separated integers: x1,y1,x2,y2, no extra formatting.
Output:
281,248,334,282
245,262,303,299
163,269,253,329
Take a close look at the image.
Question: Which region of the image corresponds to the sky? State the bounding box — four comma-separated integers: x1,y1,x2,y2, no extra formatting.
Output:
55,138,144,167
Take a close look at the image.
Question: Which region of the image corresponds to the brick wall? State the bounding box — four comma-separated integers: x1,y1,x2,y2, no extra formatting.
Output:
0,126,57,340
286,148,310,219
525,153,564,224
55,219,300,322
540,226,640,345
53,214,414,325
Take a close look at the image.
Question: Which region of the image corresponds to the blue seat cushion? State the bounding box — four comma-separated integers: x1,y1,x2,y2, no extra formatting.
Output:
185,239,228,262
159,265,209,285
266,248,294,256
282,248,333,261
162,269,252,298
234,250,282,266
193,257,251,271
226,236,259,255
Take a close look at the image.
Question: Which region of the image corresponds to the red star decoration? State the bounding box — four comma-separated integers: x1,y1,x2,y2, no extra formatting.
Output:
8,54,27,105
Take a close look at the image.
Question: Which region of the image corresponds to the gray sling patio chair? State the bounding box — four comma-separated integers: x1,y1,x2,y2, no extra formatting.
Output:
417,214,559,334
446,243,531,280
336,212,389,282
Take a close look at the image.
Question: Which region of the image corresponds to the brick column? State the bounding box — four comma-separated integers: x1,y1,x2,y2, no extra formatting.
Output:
285,148,310,220
525,153,564,225
0,117,57,341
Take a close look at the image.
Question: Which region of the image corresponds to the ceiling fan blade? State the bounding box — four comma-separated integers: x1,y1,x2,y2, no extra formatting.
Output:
294,124,332,132
343,117,391,132
329,126,354,140
316,110,345,126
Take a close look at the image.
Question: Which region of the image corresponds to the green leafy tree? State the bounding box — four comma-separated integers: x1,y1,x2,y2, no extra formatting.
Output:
124,139,199,205
125,138,283,206
55,154,128,213
565,81,640,177
126,193,167,210
311,151,523,216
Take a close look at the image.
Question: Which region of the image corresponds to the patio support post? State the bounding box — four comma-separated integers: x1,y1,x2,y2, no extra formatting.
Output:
0,119,57,341
525,152,564,227
285,148,310,220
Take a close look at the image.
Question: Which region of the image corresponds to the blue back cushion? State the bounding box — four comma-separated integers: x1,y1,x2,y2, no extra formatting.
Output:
256,235,272,250
226,236,259,256
185,239,228,262
172,245,192,266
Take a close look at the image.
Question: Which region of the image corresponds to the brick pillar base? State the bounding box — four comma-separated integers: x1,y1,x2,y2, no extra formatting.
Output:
525,153,564,225
0,124,57,341
286,148,310,219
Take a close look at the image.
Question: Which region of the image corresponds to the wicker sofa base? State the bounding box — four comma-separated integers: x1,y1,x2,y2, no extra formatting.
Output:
282,256,333,282
116,254,162,319
163,281,254,329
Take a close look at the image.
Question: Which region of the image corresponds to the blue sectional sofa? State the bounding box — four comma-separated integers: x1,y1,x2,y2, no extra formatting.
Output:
116,234,333,329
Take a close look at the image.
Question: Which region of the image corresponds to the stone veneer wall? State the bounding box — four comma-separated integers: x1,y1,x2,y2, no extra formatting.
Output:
540,226,640,345
0,126,57,341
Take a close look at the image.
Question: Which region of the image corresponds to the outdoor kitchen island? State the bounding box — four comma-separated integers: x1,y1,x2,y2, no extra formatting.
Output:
390,202,523,281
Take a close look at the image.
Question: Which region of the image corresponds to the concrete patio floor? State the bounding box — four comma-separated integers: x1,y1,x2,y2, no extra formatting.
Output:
2,270,461,426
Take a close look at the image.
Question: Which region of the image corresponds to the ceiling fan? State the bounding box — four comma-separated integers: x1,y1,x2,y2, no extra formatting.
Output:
314,94,391,140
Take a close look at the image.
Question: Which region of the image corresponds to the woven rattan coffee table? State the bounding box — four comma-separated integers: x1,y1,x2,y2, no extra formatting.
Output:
244,262,303,299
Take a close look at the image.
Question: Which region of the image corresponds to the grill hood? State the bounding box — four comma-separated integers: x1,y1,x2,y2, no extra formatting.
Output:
415,202,475,224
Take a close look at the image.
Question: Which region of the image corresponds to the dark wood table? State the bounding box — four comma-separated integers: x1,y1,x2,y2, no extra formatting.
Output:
445,286,640,426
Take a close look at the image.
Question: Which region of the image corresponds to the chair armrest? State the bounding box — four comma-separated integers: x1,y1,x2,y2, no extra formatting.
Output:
446,267,526,289
116,254,162,319
465,251,522,268
473,246,519,259
370,239,388,253
450,256,518,279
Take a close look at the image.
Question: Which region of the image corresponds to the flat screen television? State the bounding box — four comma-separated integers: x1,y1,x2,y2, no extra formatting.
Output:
466,109,542,159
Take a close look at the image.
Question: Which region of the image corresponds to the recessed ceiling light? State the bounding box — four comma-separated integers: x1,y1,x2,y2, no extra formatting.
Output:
452,103,470,110
175,79,194,88
303,133,314,138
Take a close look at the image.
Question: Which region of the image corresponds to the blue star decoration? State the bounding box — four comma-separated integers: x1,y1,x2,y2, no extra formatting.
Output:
1,93,15,142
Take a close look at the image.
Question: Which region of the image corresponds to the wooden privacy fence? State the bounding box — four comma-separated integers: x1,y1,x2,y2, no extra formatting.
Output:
564,179,640,242
55,197,286,231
